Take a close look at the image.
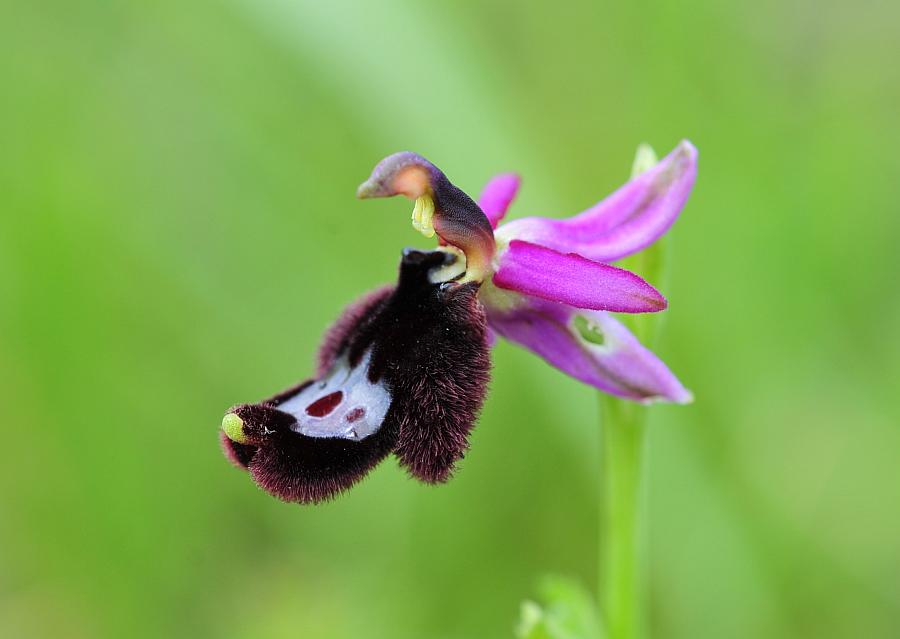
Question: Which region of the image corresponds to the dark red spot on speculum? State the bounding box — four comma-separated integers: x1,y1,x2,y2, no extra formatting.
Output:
306,391,343,417
345,407,365,423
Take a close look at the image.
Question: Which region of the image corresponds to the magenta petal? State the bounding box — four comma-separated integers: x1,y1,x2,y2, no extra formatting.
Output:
478,173,520,229
493,240,666,313
485,297,692,403
497,141,697,262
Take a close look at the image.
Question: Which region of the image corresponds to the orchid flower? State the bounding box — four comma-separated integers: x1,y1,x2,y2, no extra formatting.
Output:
221,142,697,503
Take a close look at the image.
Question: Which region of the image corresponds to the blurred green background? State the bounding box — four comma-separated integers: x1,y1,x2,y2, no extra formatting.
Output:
2,1,899,637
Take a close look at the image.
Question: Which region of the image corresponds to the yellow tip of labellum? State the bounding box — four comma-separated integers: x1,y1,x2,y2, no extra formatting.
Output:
411,195,436,239
222,413,247,444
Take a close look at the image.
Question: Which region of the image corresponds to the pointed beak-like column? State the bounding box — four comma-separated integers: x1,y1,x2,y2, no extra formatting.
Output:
357,152,496,284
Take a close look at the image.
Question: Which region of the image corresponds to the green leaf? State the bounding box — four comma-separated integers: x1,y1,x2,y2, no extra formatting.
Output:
515,576,605,639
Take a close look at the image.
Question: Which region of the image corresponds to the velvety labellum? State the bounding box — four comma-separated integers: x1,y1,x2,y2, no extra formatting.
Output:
222,249,490,504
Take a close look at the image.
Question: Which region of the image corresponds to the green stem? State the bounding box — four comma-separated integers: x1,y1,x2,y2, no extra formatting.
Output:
599,395,647,639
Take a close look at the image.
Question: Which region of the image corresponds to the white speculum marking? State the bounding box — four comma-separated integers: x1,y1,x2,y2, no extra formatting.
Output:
428,246,467,284
277,350,391,441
